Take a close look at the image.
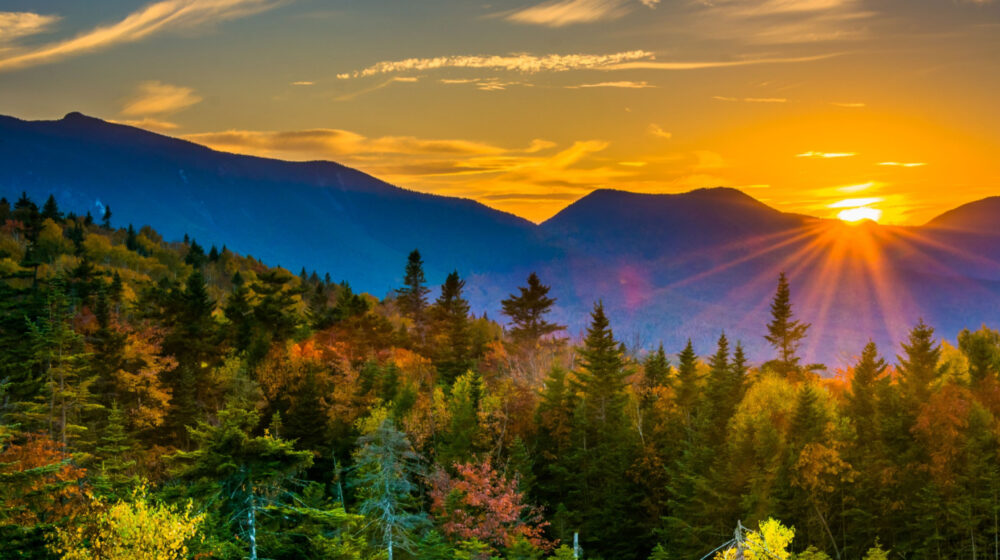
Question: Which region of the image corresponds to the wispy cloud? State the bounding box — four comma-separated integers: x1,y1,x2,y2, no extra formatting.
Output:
291,81,314,86
567,80,654,88
180,127,632,221
713,95,788,103
796,151,855,158
603,52,840,70
0,0,282,72
114,117,181,132
831,101,865,108
337,50,654,79
648,124,672,139
0,12,60,43
121,81,202,116
692,0,874,44
502,0,659,27
878,161,927,168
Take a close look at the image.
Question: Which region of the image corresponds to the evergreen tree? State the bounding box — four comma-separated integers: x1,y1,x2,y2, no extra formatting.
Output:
569,302,639,557
353,417,427,560
897,319,942,404
224,271,254,352
172,399,313,560
101,205,112,229
395,250,430,331
958,326,1000,385
432,271,472,384
764,272,812,377
501,272,565,349
40,196,61,222
674,339,700,423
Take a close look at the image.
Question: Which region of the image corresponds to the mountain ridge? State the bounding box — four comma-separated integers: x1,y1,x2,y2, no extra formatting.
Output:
3,111,1000,367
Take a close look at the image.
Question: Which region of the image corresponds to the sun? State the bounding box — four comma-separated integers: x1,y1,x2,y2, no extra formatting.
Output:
837,206,882,224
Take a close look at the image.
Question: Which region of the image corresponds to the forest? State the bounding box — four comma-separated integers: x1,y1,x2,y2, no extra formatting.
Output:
1,191,998,560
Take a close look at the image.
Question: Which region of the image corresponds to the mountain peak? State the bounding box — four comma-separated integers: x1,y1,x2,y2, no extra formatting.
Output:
926,196,1000,233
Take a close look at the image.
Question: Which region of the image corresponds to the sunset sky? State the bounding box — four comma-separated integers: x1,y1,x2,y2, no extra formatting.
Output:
1,0,998,224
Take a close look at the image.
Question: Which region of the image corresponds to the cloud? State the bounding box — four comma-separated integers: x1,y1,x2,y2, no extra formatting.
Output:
440,78,529,91
121,81,202,116
338,50,654,79
692,0,875,44
504,0,633,27
796,151,855,158
878,161,927,168
291,81,314,86
648,124,672,139
113,117,181,132
0,12,60,43
831,101,865,108
0,0,282,72
567,80,654,88
713,95,788,102
180,126,632,222
501,0,659,27
603,52,840,70
182,128,517,158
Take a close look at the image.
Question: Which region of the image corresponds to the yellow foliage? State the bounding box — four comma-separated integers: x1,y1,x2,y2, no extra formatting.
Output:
54,485,204,560
715,518,795,560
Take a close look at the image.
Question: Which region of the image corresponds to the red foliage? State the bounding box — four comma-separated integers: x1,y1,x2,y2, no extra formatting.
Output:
428,457,553,551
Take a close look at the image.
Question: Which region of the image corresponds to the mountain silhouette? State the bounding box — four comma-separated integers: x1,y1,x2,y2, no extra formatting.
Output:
3,112,999,367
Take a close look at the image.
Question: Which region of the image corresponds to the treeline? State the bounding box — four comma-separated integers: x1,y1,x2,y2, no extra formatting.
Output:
1,191,999,560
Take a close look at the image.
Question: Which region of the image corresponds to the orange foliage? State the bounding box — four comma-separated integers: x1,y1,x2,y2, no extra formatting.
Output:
428,458,553,551
913,383,973,487
0,433,88,525
115,326,176,431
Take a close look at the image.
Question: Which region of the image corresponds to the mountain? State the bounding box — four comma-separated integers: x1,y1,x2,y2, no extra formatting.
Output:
925,196,1000,234
541,187,811,258
539,188,1000,365
0,112,554,295
3,112,1000,367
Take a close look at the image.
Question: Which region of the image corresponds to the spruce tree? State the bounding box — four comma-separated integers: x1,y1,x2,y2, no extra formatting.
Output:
40,195,61,222
501,272,565,349
354,418,427,560
897,319,942,404
764,272,812,377
395,250,430,329
172,399,313,560
431,271,472,384
674,339,700,423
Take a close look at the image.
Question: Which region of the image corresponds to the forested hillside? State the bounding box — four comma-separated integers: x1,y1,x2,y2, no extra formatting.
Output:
2,192,999,560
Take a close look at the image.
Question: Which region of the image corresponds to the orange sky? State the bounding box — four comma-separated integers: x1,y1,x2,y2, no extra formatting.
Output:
1,0,998,224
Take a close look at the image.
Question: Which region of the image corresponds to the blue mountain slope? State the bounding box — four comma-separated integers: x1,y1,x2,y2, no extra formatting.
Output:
0,113,555,294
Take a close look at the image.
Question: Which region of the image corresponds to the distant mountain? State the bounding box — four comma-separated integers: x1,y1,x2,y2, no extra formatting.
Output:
3,112,1000,367
925,196,1000,234
542,187,810,258
0,112,554,295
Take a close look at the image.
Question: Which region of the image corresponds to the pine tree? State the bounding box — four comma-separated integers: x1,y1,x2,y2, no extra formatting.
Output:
125,224,139,252
92,403,137,498
569,302,639,558
432,271,472,384
101,205,112,229
395,250,430,330
353,417,427,560
501,272,564,349
224,271,254,352
674,339,700,423
897,319,942,404
171,399,313,560
40,195,61,222
849,341,887,443
764,272,812,377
